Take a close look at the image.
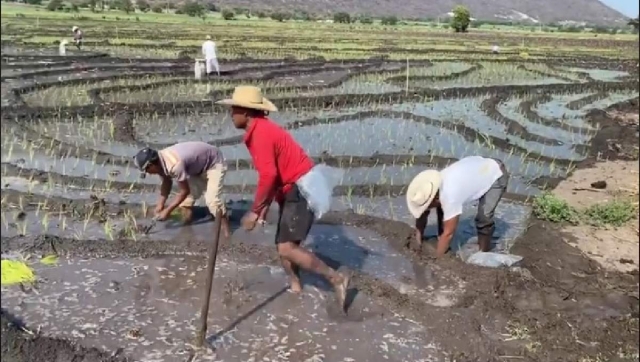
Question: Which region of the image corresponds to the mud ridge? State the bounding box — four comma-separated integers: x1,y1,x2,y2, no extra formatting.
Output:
3,79,637,120
1,310,128,362
480,95,588,149
517,93,598,134
516,64,577,83
386,63,483,83
566,91,609,110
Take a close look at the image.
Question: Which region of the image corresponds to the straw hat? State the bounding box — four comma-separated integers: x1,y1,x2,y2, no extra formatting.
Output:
206,35,212,40
216,86,278,112
72,26,78,32
406,170,442,218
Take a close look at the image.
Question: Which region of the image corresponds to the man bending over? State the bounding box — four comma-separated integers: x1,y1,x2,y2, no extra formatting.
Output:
134,141,230,237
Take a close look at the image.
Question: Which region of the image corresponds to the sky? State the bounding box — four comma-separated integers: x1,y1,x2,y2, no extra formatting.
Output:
599,0,638,17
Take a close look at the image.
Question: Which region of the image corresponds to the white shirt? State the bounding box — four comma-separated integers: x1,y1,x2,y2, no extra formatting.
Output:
202,40,217,59
439,156,503,221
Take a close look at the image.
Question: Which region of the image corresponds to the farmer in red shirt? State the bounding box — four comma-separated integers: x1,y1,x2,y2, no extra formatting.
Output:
218,86,350,310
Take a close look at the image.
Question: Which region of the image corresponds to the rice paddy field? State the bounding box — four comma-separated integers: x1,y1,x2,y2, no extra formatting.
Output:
1,4,639,362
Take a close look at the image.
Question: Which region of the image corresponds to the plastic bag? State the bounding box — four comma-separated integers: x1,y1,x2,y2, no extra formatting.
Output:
466,252,523,268
296,164,344,219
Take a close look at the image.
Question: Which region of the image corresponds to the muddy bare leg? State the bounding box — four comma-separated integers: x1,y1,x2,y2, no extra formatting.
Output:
277,242,350,309
280,256,302,293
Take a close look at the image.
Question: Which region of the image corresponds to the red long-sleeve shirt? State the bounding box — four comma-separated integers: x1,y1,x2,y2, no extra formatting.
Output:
244,117,314,214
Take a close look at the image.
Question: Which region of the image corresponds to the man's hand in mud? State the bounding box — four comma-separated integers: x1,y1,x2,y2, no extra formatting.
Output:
155,208,172,221
154,203,165,216
241,211,259,231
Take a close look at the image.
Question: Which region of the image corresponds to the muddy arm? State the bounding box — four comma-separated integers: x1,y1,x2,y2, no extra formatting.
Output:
414,210,430,244
436,216,459,257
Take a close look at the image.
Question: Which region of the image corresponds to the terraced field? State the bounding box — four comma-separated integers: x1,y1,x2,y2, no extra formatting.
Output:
1,16,639,362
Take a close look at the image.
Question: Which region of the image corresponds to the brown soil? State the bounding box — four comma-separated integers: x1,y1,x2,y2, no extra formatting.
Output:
1,311,128,362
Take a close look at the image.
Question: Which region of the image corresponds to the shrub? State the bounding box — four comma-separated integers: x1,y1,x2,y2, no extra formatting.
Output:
181,1,204,17
221,9,234,20
151,4,162,13
256,11,266,18
359,15,373,24
205,2,217,12
533,193,579,224
583,199,637,227
25,0,43,5
451,5,471,32
46,0,62,10
136,0,149,12
333,12,350,24
271,12,290,22
380,16,397,25
293,10,310,21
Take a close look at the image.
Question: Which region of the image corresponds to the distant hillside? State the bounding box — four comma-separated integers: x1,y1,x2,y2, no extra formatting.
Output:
210,0,629,26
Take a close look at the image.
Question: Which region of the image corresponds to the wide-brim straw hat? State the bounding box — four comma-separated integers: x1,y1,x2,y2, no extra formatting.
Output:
72,26,78,32
216,86,278,112
406,170,442,218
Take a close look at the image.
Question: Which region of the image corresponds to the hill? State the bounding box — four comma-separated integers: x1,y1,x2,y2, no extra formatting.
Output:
211,0,629,26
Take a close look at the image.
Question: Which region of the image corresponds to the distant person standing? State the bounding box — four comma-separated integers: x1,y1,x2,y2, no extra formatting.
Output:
72,26,83,50
202,35,220,76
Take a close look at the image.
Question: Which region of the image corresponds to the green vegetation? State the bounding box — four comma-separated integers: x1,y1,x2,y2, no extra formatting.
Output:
533,193,638,227
533,193,580,224
583,199,637,227
451,5,471,33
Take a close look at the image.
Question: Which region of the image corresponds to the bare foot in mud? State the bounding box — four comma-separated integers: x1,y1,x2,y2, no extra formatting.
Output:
331,272,350,312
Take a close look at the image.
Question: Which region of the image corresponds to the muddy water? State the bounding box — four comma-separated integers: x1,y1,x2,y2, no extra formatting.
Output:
1,256,443,361
218,117,583,167
535,91,639,120
497,98,596,144
560,67,630,82
235,224,466,306
0,145,552,196
0,205,467,306
1,171,531,254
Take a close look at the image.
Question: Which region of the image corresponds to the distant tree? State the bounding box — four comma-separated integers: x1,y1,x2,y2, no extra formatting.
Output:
181,1,205,17
293,10,310,21
205,2,217,12
136,0,149,12
333,12,351,24
451,5,471,32
359,15,373,24
256,11,266,18
71,3,79,11
221,9,235,20
271,12,289,22
25,0,43,5
112,0,133,13
46,0,63,10
629,17,639,31
151,3,162,12
380,16,397,25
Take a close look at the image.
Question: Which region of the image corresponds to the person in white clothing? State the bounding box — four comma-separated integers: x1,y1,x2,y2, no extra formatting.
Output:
406,156,509,257
202,35,220,76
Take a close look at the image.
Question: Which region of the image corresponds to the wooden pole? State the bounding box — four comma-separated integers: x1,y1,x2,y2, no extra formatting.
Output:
405,57,409,95
194,210,223,348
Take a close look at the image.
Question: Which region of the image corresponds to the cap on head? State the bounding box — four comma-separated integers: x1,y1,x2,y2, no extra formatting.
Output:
406,170,442,218
72,26,79,32
133,147,159,172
